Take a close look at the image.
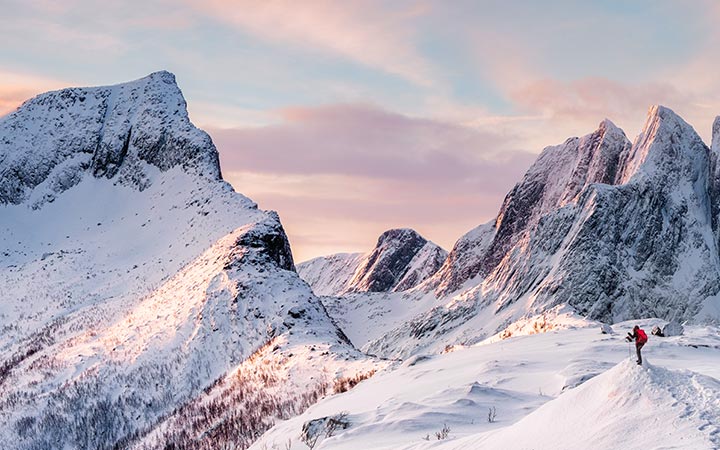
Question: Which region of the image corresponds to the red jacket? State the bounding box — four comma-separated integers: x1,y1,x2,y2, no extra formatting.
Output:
635,329,648,345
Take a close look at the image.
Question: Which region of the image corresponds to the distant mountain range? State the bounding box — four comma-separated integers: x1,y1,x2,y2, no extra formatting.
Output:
297,228,447,296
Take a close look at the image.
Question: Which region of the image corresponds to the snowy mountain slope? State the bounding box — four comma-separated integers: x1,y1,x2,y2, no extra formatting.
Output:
297,229,447,296
0,73,373,449
252,321,720,450
296,253,365,297
132,334,377,450
319,291,439,350
415,221,495,297
355,107,720,359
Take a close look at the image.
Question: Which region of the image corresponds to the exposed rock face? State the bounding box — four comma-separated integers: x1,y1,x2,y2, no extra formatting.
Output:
349,229,436,293
365,107,720,358
426,119,631,298
297,228,447,296
483,119,629,273
419,221,495,296
393,238,448,292
0,70,221,207
232,210,296,271
540,106,718,322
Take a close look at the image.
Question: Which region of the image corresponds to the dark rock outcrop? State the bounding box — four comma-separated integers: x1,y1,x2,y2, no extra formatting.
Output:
297,228,447,296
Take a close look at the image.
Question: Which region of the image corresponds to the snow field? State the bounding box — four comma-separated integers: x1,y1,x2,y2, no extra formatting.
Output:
253,322,720,450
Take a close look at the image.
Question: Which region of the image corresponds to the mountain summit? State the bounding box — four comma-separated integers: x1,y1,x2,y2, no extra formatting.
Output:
298,228,447,296
0,71,221,207
0,72,371,449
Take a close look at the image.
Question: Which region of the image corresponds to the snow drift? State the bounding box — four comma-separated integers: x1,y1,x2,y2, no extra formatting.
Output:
446,359,720,450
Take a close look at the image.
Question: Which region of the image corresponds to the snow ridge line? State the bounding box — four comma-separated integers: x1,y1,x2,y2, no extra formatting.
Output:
646,363,720,445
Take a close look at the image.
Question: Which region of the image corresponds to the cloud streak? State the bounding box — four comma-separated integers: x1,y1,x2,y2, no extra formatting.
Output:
211,103,533,184
184,0,438,87
212,104,537,260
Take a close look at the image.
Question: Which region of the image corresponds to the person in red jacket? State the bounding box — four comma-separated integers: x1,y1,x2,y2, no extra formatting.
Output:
626,325,648,365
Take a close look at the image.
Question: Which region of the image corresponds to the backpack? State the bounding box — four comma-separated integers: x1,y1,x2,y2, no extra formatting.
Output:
636,329,648,344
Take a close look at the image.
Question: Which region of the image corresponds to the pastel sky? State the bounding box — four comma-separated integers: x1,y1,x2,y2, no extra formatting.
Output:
2,0,720,261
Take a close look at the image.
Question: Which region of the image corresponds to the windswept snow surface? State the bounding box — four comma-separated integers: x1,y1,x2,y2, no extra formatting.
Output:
449,359,720,450
253,321,720,450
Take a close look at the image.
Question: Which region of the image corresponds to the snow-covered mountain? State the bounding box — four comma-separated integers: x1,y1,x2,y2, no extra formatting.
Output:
298,228,447,296
0,72,374,449
0,70,221,208
306,107,720,359
422,118,630,298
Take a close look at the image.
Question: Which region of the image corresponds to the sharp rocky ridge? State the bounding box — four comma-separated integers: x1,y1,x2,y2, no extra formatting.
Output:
297,228,447,296
311,106,720,359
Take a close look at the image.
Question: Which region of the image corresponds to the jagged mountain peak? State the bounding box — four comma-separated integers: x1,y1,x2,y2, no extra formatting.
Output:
376,228,423,245
347,227,444,293
0,70,221,207
616,105,708,186
416,119,634,298
597,117,622,135
138,69,177,83
297,228,447,296
646,104,686,124
640,105,701,145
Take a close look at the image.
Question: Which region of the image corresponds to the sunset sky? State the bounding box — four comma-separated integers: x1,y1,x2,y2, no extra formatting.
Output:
2,0,720,261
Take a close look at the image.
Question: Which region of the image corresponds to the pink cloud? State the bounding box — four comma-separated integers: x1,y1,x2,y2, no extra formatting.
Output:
211,103,534,189
514,78,690,120
510,77,715,142
225,171,511,262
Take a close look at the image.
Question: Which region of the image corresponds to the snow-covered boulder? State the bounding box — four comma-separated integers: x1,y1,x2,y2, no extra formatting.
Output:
663,320,685,337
